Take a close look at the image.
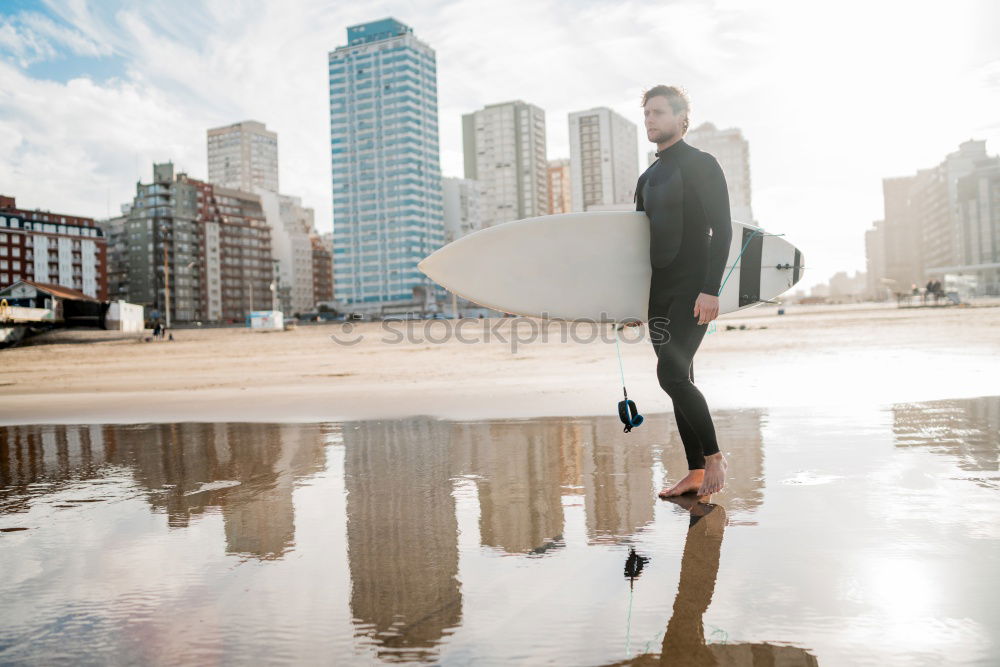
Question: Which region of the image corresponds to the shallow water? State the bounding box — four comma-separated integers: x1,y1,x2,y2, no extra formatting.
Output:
1,397,998,665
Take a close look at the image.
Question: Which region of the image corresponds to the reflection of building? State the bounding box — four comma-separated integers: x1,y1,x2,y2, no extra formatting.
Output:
0,423,328,559
456,422,565,554
892,396,1000,490
342,418,461,662
582,419,654,543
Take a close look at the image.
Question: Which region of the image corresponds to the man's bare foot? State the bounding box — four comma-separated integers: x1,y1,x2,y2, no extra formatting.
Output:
697,452,728,495
658,469,704,498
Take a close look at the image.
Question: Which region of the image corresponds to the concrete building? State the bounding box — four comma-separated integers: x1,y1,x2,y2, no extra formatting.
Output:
948,158,1000,294
319,230,335,304
0,195,107,299
867,140,995,296
111,163,272,323
257,191,316,315
99,208,130,303
567,107,638,212
329,18,447,316
684,122,754,223
207,120,279,193
865,220,889,300
311,233,334,307
463,100,548,228
441,177,483,243
546,159,571,214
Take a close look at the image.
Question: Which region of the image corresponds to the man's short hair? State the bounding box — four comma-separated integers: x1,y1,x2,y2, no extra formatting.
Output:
641,85,690,135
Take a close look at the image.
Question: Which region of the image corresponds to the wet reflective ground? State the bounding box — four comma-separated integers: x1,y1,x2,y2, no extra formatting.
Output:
1,397,998,665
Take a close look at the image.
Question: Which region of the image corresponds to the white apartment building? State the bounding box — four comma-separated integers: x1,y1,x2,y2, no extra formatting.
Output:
462,100,548,228
207,120,280,193
442,177,483,243
568,107,639,212
684,122,754,223
257,190,316,315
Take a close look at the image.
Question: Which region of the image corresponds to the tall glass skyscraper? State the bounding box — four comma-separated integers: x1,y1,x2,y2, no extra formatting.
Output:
329,18,446,312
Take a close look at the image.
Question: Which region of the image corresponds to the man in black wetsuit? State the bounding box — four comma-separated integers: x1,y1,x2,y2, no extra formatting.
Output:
634,85,732,499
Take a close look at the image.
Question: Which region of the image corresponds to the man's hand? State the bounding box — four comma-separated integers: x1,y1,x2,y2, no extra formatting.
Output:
693,293,720,325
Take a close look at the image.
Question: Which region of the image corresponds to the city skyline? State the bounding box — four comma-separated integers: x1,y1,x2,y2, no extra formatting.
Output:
1,1,999,290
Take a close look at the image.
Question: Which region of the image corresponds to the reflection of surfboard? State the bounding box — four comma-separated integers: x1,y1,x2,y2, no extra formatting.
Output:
418,211,805,322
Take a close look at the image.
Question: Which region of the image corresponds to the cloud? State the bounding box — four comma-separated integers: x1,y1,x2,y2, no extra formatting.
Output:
0,9,110,67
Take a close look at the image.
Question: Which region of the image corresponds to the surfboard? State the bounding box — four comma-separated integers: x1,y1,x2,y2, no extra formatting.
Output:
417,211,804,322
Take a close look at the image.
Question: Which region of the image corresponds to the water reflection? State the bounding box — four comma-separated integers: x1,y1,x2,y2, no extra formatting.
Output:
342,419,461,663
0,423,327,559
892,396,1000,490
612,497,820,666
2,397,995,664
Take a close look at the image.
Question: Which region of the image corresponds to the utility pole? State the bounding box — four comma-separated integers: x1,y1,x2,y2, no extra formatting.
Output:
163,230,171,328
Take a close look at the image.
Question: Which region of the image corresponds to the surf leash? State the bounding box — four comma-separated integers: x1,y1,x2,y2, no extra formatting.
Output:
706,229,787,336
614,325,644,433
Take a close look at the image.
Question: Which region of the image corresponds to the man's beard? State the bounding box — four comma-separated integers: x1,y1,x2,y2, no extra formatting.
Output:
652,128,677,144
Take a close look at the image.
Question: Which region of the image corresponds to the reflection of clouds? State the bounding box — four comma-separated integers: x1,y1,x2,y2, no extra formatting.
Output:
892,396,1000,490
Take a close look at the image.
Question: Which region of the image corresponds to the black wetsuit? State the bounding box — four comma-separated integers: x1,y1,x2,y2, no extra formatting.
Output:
635,138,732,470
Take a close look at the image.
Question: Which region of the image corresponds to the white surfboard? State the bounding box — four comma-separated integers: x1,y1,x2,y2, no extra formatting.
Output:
418,211,805,322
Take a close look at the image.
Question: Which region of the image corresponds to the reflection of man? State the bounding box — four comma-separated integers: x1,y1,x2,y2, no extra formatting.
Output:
658,496,727,665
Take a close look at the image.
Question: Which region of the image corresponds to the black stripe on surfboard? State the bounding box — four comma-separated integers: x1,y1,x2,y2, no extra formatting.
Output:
793,248,801,284
738,227,763,307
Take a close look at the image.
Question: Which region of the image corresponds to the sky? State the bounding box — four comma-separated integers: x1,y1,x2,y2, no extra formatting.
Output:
1,0,998,290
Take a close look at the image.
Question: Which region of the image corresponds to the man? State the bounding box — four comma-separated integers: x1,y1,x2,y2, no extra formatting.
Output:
634,85,731,498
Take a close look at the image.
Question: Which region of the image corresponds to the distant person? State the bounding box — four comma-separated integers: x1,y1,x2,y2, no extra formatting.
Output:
925,279,934,305
152,321,162,340
633,84,732,499
933,279,943,303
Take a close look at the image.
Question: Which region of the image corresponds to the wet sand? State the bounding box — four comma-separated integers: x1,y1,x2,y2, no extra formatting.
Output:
1,399,998,665
2,303,999,425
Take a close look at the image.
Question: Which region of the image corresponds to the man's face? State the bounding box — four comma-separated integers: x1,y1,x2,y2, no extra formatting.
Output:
643,95,685,145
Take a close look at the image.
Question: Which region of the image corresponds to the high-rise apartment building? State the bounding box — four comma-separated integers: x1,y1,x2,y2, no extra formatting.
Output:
865,140,999,296
329,18,446,314
258,191,318,315
567,107,638,212
107,163,272,323
441,177,482,243
207,121,279,193
546,159,571,214
462,100,548,228
684,122,754,223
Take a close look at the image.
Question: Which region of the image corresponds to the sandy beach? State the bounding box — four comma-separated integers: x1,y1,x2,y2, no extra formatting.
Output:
2,302,998,425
